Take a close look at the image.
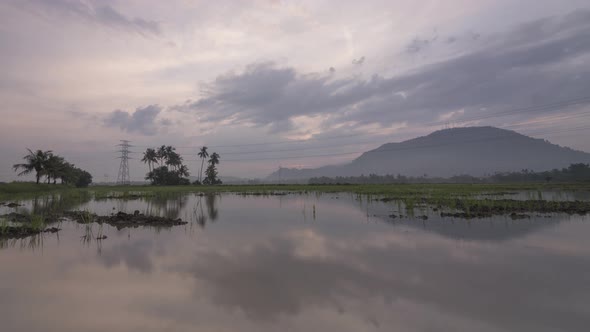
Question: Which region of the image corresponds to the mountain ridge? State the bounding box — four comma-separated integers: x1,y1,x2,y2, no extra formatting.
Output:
267,126,590,181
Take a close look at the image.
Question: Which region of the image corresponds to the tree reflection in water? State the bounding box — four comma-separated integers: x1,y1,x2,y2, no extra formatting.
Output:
193,194,219,228
143,193,189,219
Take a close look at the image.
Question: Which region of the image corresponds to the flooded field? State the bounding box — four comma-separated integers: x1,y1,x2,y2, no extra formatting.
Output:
1,191,590,331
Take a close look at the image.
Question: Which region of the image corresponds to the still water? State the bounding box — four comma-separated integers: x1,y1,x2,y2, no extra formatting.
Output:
1,193,589,332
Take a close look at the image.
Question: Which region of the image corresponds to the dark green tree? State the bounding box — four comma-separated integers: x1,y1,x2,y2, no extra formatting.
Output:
145,145,190,185
13,149,52,184
203,152,222,185
142,148,158,172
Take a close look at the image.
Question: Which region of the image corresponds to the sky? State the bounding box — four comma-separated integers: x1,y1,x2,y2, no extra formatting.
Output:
1,0,590,182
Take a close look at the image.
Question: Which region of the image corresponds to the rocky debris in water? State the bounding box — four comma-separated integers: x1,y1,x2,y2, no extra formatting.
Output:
96,235,108,240
98,194,149,200
0,213,62,224
5,202,21,208
237,192,289,196
510,213,530,220
388,214,407,219
452,199,590,215
440,211,532,220
440,212,489,219
64,211,188,230
0,212,29,223
0,226,60,239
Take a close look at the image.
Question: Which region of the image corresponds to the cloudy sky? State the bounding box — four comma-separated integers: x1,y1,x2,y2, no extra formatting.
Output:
1,0,590,182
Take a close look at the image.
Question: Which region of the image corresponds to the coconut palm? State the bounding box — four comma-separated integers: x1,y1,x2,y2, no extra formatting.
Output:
203,152,221,185
197,146,209,183
142,148,158,172
157,145,168,165
209,152,220,166
176,164,190,178
13,149,52,184
166,151,183,171
44,154,66,184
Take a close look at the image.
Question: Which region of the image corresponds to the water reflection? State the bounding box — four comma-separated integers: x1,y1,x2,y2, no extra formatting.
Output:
0,192,93,216
179,228,590,331
145,194,188,219
0,193,589,331
205,194,219,221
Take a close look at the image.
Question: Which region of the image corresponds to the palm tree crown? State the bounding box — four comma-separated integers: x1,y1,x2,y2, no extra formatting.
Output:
142,148,158,172
13,149,52,184
209,152,220,166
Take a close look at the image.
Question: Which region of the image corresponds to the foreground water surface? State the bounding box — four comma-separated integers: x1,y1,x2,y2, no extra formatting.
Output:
1,192,589,332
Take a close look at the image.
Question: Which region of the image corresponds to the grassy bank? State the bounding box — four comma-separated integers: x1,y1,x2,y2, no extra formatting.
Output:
2,182,590,199
0,182,83,198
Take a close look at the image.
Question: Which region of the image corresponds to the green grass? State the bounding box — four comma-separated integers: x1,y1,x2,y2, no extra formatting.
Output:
0,182,82,199
3,182,590,200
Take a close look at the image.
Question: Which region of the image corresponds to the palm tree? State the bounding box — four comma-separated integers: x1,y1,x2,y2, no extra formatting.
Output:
13,149,52,184
45,154,66,184
176,165,190,178
197,146,209,183
157,145,168,165
142,148,158,172
209,152,220,166
203,152,221,185
166,151,183,171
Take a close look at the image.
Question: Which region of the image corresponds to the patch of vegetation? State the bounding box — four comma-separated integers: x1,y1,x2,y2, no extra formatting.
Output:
64,210,187,230
0,213,60,240
143,145,190,185
0,182,77,197
13,149,92,187
309,163,590,184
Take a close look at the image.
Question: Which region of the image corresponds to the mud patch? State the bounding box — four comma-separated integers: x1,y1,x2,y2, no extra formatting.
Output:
64,211,188,230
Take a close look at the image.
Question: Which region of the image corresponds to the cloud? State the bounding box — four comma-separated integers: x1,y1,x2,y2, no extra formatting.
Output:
351,56,365,65
177,226,590,331
406,37,436,54
15,0,161,36
184,9,590,134
98,239,155,273
104,105,163,136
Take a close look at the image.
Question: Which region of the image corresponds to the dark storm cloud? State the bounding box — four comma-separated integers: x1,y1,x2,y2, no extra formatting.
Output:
104,105,163,136
15,0,161,36
188,61,389,131
187,9,590,130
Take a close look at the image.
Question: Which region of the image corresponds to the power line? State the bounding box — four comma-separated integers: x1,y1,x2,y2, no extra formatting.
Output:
132,131,371,150
132,123,589,163
195,125,590,162
131,95,590,151
424,96,590,127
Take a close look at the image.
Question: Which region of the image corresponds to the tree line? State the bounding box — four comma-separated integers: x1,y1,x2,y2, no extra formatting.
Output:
13,149,93,187
308,163,590,184
141,145,221,185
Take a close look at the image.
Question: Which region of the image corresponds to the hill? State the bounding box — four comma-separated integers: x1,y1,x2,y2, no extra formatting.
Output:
267,127,590,181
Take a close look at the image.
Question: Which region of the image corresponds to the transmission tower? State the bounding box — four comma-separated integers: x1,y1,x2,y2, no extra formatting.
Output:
116,140,132,185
